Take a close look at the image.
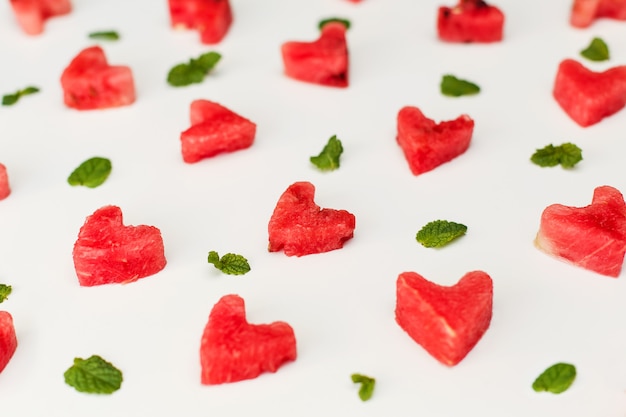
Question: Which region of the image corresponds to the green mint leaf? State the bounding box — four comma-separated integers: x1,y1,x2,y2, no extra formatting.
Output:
88,31,120,41
208,251,251,275
532,363,576,394
416,220,467,248
167,52,221,87
64,355,123,394
0,284,12,303
310,135,343,171
318,17,351,30
580,37,609,62
440,75,480,97
68,157,112,188
2,86,40,106
530,143,582,169
351,373,375,401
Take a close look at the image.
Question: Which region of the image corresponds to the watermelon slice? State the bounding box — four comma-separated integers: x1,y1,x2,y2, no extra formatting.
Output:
268,181,356,256
0,311,17,374
60,46,136,110
437,0,505,43
396,106,474,175
168,0,233,44
72,205,167,286
0,164,10,201
570,0,626,28
200,294,297,385
553,59,626,127
535,185,626,277
395,271,493,366
281,21,349,88
9,0,71,35
180,99,256,163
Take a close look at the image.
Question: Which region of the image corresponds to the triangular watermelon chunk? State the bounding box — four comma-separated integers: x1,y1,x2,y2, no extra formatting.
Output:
552,59,626,127
535,185,626,277
395,271,493,366
0,311,17,374
200,294,297,385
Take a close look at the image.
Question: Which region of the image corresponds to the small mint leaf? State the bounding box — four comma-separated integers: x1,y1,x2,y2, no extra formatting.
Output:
531,143,582,169
532,363,576,394
580,37,609,62
318,18,351,30
167,52,221,87
416,220,467,248
88,31,120,41
310,135,343,171
67,157,112,188
440,75,480,97
64,355,123,394
351,373,375,401
0,284,12,303
208,251,251,275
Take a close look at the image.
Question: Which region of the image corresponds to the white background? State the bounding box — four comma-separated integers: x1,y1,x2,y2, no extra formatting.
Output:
0,0,625,416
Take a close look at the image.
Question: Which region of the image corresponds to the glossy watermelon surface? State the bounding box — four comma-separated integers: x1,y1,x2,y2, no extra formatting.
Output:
437,0,504,43
200,294,297,385
396,106,474,175
0,164,10,201
552,59,626,127
395,271,493,366
180,100,256,163
281,21,349,88
72,205,167,286
268,181,356,257
0,311,17,374
570,0,626,27
168,0,232,44
9,0,71,35
535,186,626,277
60,46,136,110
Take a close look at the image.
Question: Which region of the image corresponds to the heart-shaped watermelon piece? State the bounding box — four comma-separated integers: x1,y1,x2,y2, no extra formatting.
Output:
9,0,72,35
570,0,626,28
395,271,493,366
268,181,356,257
553,59,626,127
535,185,626,277
281,21,349,88
0,311,17,374
72,205,167,286
396,106,474,176
437,0,505,43
200,294,297,385
0,163,10,201
168,0,233,44
180,99,256,163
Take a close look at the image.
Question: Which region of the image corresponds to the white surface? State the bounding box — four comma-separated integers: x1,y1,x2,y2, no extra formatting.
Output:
1,1,626,416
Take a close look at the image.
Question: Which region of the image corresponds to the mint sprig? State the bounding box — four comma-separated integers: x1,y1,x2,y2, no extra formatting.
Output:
208,251,251,275
532,363,576,394
440,75,480,97
416,220,467,248
64,355,123,394
2,86,40,106
580,37,609,62
0,284,12,303
530,143,582,168
310,135,343,171
351,373,375,401
167,52,221,87
318,18,351,30
67,157,112,188
88,31,120,41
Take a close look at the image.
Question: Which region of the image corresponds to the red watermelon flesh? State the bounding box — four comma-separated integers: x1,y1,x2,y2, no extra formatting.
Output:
60,46,136,110
200,294,297,385
437,0,505,43
553,59,626,127
0,311,17,374
281,21,349,88
0,164,10,201
268,181,356,257
9,0,71,35
168,0,232,44
395,271,493,366
72,205,167,286
535,186,626,277
396,106,474,175
570,0,626,28
180,99,256,163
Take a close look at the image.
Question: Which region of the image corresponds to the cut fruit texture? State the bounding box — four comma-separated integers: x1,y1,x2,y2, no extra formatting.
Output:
200,294,297,385
9,0,71,35
535,185,626,277
180,99,256,163
60,46,136,110
395,271,493,366
0,311,17,374
268,181,356,256
553,59,626,127
570,0,626,28
72,205,167,286
168,0,233,44
396,106,474,175
437,0,505,43
0,164,10,201
281,21,349,88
